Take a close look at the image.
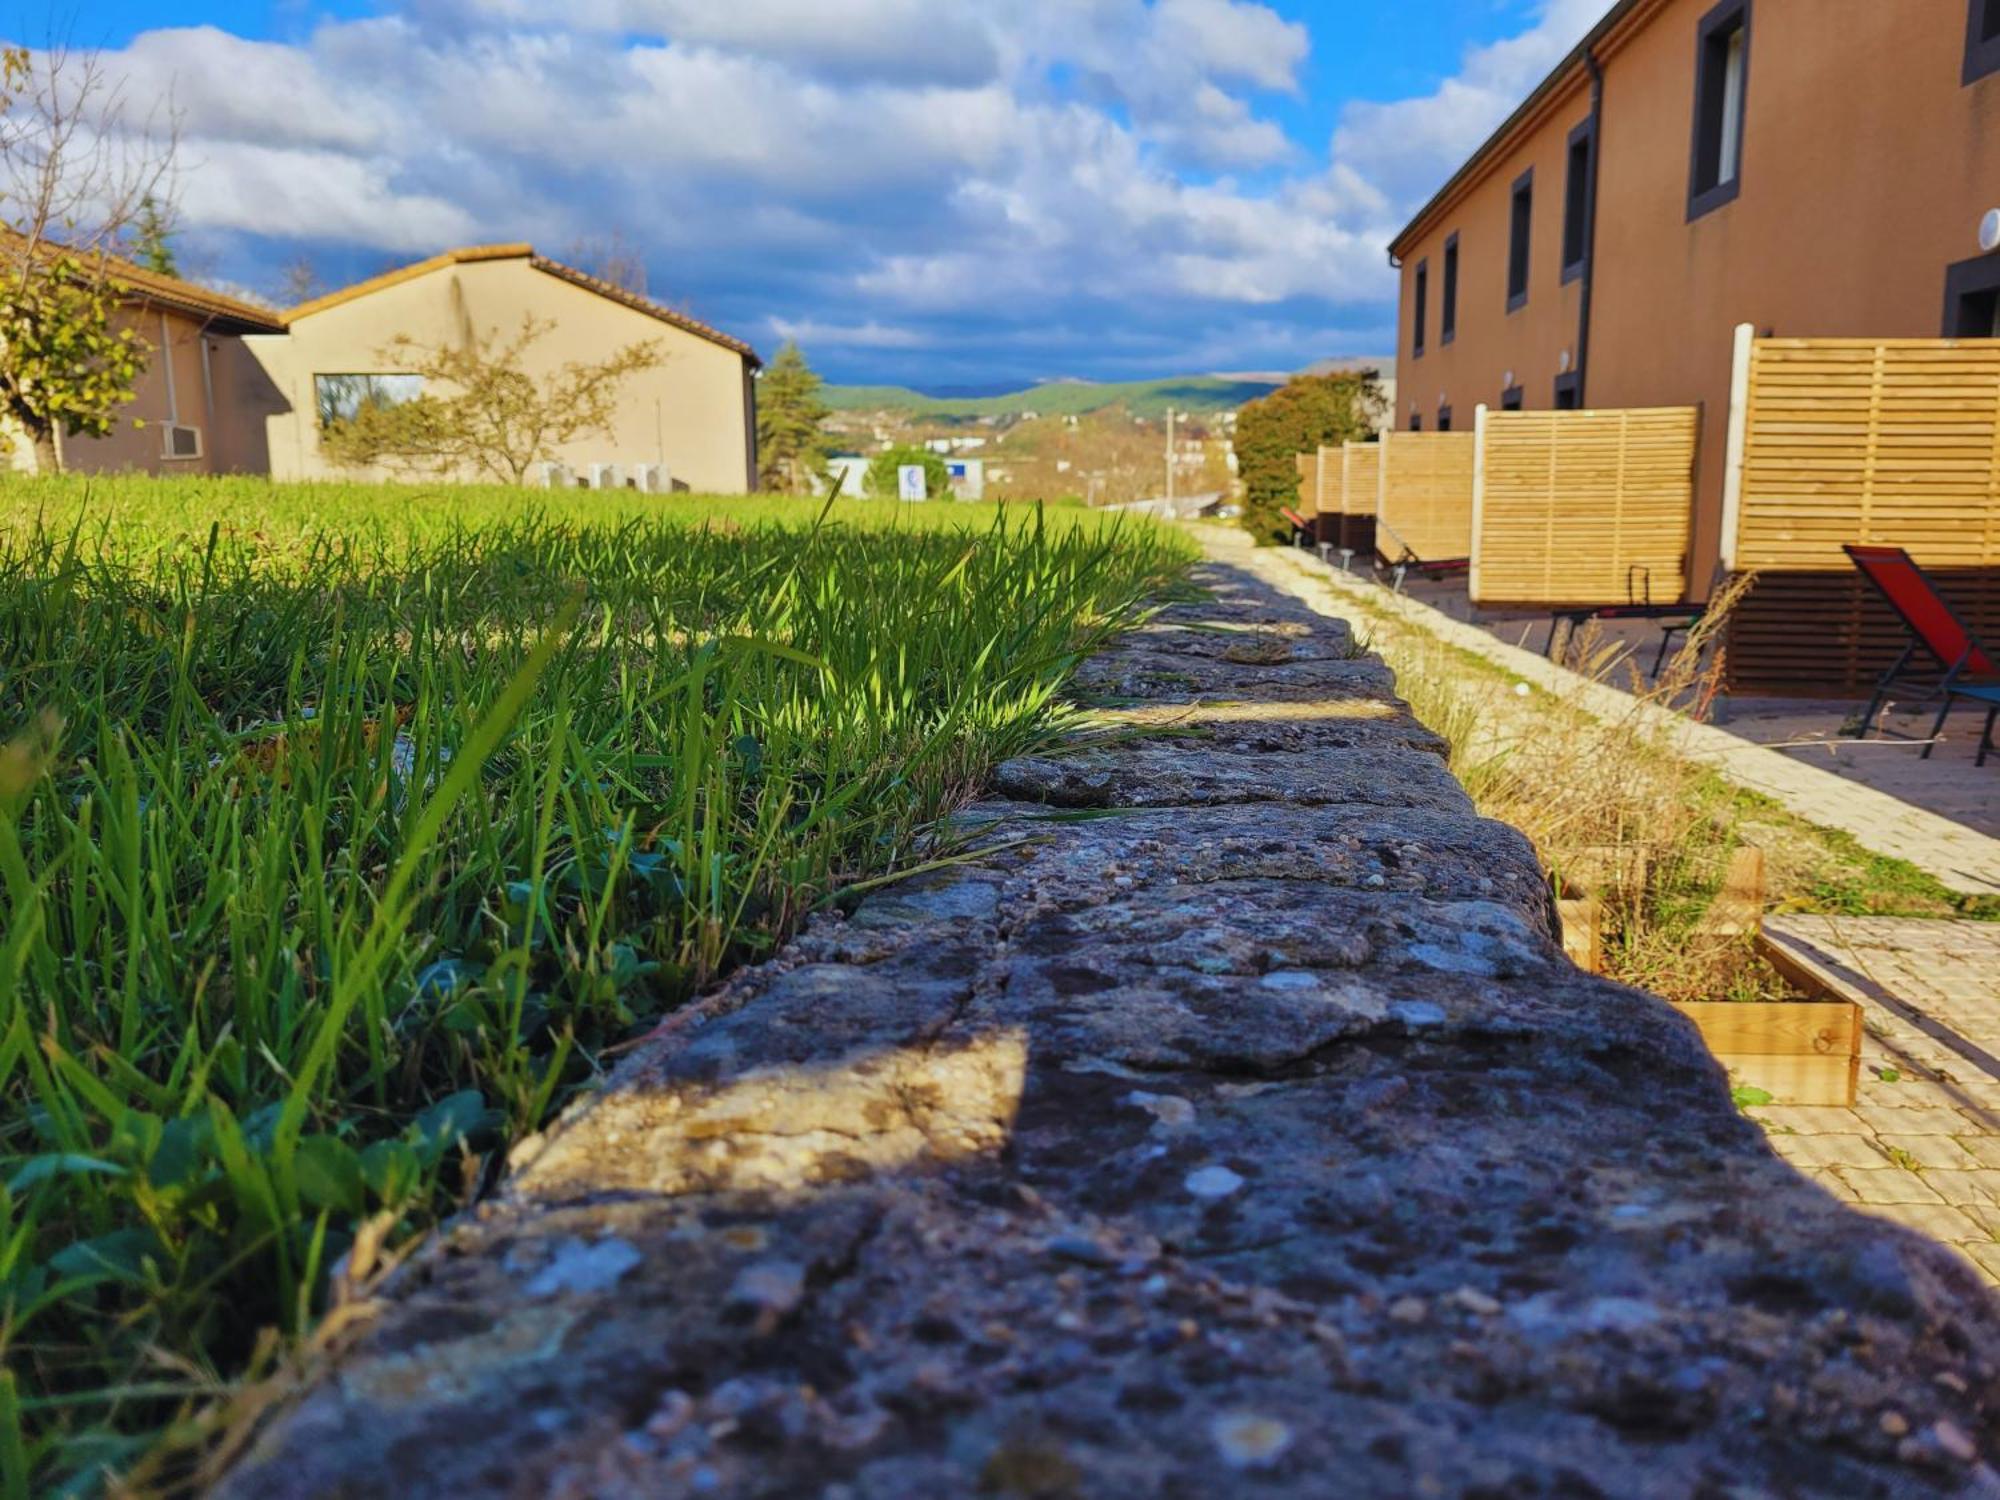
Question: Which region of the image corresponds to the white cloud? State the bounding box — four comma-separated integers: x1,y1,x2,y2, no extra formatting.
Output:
1331,0,1604,209
72,1,1594,378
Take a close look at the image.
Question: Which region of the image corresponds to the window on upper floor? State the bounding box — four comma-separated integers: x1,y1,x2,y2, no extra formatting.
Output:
1968,0,2000,83
1561,119,1595,282
1412,258,1429,358
1688,0,1749,220
1442,234,1460,344
1507,171,1533,311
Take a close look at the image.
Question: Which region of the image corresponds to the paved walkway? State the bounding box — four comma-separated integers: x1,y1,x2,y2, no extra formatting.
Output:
1758,916,2000,1284
1257,544,2000,897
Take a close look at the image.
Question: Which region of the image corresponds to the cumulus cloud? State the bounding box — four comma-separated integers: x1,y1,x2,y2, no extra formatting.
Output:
1331,0,1604,209
63,1,1588,382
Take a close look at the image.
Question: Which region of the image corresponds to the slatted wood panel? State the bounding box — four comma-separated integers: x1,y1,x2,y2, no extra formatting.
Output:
1339,441,1379,515
1377,430,1475,562
1472,407,1699,607
1727,337,2000,694
1314,445,1340,516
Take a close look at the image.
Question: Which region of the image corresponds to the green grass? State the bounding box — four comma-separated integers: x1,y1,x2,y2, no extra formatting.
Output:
823,375,1284,421
0,475,1193,1495
1317,566,1993,1010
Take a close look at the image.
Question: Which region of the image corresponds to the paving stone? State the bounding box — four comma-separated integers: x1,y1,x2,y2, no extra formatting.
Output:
1863,1203,1991,1244
1770,1134,1891,1171
1747,1105,1868,1136
1957,1137,2000,1170
1854,1106,1982,1137
1876,1135,1986,1171
1920,1172,2000,1210
1832,1167,1950,1206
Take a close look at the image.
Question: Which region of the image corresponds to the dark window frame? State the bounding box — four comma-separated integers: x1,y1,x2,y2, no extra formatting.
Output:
1409,411,1423,432
1943,254,2000,336
1412,257,1429,359
1560,116,1595,284
1441,232,1460,345
1500,385,1525,412
1687,0,1750,222
1506,169,1533,313
1967,0,2000,84
1553,371,1582,409
1437,403,1453,432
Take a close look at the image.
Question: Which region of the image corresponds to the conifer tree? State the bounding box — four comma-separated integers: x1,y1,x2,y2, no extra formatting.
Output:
755,341,833,493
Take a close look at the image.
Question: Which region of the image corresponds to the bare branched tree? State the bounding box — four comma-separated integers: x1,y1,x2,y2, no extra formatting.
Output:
561,230,648,295
274,254,324,308
319,314,663,485
0,39,181,471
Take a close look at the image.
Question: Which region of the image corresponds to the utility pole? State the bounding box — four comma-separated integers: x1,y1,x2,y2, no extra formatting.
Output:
1165,408,1177,506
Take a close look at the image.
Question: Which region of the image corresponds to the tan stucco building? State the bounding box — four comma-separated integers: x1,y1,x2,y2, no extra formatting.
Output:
1388,0,2000,599
2,245,288,477
248,245,761,492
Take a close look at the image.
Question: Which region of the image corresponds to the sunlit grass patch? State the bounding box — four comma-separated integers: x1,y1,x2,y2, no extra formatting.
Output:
0,474,1193,1493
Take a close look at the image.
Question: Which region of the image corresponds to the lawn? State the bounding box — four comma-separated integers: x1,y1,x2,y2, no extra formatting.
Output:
0,476,1194,1495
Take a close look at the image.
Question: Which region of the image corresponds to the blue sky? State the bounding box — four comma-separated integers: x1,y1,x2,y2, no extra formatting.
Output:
44,1,1599,389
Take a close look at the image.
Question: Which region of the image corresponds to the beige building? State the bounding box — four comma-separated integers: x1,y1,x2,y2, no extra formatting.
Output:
248,245,762,492
2,240,288,476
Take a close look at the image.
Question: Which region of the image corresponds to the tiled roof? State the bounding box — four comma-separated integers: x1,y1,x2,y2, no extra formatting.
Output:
284,244,761,366
0,229,285,332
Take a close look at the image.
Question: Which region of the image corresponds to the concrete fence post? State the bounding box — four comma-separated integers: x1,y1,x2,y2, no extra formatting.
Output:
1469,403,1490,601
1719,322,1755,576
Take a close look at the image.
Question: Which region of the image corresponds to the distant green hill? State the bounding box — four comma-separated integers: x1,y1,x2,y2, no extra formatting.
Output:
824,375,1285,421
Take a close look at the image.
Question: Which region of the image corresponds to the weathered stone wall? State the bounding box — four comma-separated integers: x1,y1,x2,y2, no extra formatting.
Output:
218,561,1999,1499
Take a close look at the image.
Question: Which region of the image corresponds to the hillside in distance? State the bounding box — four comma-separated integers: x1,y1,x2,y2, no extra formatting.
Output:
824,374,1286,421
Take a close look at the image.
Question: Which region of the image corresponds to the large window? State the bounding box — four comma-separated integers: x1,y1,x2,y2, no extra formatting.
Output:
1688,0,1749,220
1969,0,2000,84
1561,118,1595,281
315,373,424,429
1412,258,1429,358
1506,170,1533,312
1441,233,1460,345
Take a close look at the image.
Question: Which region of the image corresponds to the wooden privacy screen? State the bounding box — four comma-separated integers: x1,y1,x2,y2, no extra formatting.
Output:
1338,442,1379,515
1724,333,2000,694
1377,430,1475,562
1471,407,1699,607
1309,445,1335,516
1338,440,1380,558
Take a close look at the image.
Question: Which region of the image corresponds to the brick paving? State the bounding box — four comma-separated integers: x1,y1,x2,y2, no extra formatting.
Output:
1753,916,2000,1283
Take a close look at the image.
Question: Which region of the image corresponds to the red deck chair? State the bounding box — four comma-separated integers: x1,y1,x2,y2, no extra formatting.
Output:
1844,544,2000,765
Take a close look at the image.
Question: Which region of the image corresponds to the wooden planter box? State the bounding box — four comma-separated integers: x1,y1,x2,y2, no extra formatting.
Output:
1668,999,1863,1107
